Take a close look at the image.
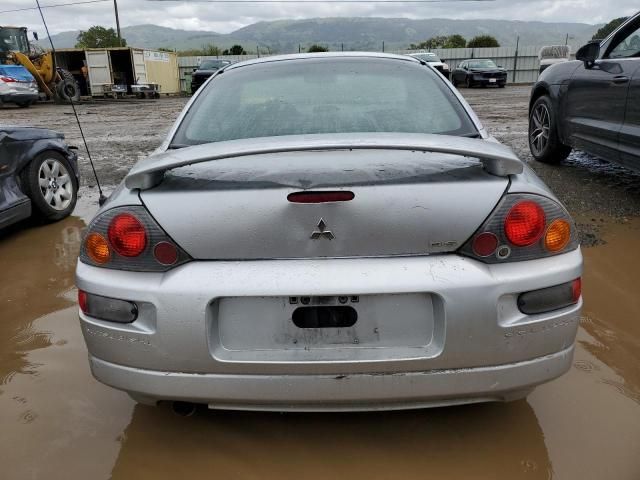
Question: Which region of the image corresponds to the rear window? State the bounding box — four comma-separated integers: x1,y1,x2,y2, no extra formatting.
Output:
173,57,477,146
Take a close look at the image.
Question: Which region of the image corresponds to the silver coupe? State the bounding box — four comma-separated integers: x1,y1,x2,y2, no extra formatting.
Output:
76,53,583,412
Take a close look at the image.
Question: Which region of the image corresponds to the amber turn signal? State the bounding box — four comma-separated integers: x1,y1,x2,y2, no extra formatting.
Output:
85,232,111,264
545,219,571,252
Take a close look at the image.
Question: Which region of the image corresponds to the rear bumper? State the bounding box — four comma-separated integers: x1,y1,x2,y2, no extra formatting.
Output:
91,346,574,411
0,91,39,104
77,250,582,409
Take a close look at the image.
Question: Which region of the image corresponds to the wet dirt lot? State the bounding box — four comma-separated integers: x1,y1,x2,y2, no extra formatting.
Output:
1,87,639,479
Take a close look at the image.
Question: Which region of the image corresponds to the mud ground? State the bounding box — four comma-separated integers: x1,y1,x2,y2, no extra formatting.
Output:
1,87,639,479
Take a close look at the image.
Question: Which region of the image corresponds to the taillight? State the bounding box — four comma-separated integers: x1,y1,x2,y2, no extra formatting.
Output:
504,201,545,247
108,213,147,257
461,194,579,263
80,206,190,272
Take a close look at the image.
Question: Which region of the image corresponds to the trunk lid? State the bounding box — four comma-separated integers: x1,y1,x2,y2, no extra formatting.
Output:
140,149,508,259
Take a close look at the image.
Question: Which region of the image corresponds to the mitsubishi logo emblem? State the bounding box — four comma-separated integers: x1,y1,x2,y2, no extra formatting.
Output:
310,218,335,240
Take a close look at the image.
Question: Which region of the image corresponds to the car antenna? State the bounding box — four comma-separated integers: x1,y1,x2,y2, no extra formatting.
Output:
35,0,107,206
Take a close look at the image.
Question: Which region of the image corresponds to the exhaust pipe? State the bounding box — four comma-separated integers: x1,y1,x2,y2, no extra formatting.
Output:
171,401,197,417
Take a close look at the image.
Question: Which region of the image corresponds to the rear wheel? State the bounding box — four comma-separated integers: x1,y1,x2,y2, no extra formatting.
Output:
465,76,473,88
21,151,78,222
529,95,572,164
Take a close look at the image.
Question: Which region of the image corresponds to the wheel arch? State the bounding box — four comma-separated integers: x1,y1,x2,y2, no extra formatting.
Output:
17,140,79,180
529,83,568,144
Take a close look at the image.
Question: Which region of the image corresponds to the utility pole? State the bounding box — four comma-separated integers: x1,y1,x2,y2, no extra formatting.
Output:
382,41,385,52
113,0,122,47
513,36,519,83
565,33,569,45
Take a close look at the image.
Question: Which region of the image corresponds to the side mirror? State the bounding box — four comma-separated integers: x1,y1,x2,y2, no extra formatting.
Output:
576,41,600,69
498,65,503,68
32,32,39,41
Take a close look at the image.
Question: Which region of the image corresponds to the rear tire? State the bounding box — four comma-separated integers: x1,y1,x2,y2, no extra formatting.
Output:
21,151,78,222
528,95,572,164
465,76,473,88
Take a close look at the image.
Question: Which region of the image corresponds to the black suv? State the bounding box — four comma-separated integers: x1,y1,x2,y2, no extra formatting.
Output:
191,59,231,94
529,11,640,170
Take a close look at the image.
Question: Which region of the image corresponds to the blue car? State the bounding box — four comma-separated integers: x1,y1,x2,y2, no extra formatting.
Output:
0,65,39,108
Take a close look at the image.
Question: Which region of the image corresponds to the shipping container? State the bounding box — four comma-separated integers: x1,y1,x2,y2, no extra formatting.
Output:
54,47,180,97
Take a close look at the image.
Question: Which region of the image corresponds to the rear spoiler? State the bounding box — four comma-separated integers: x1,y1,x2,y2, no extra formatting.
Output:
125,133,524,190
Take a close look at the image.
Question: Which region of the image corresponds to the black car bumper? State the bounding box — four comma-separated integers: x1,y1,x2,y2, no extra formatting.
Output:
0,92,39,105
472,75,507,86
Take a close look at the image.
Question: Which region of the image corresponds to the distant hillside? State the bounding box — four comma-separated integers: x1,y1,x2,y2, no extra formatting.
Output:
45,18,599,53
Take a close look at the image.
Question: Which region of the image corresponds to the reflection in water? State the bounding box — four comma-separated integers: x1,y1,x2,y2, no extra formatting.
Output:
581,221,640,404
0,217,85,386
111,401,552,480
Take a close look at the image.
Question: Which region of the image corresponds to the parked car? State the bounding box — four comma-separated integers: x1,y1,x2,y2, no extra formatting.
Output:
451,59,508,88
408,52,451,79
77,52,582,412
0,65,39,108
529,11,639,169
190,59,231,94
538,45,572,75
0,126,79,229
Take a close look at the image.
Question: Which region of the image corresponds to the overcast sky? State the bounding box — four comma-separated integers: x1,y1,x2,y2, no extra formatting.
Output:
2,0,638,35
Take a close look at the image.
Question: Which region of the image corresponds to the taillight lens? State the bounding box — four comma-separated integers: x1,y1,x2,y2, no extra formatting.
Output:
545,219,571,252
81,206,190,272
505,201,546,247
461,194,579,263
108,213,147,257
85,232,111,264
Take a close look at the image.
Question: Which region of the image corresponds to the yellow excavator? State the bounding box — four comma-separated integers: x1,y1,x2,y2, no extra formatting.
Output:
0,25,79,102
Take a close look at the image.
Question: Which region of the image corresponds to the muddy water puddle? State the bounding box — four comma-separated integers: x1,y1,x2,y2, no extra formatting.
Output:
0,196,639,479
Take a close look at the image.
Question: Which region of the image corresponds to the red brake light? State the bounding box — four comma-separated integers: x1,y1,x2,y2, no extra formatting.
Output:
78,290,88,313
154,241,178,265
108,213,147,257
572,278,582,302
288,191,355,203
472,232,498,257
504,201,546,247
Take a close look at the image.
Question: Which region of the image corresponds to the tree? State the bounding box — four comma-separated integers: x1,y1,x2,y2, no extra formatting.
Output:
467,35,500,48
410,34,466,50
592,17,628,40
307,44,329,53
444,34,467,49
222,44,246,55
75,26,125,48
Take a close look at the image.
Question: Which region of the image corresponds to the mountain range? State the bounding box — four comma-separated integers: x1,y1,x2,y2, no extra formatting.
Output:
45,17,600,53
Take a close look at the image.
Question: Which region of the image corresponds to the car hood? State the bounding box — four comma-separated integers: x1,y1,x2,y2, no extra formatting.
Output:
0,125,64,142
